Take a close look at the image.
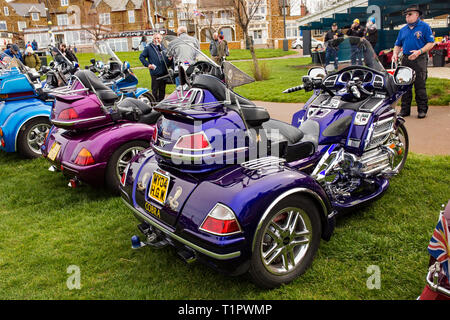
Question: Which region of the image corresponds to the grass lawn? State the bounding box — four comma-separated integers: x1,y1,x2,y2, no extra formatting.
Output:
0,151,449,299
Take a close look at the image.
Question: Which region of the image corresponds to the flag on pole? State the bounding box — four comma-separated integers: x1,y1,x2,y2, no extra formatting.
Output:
428,212,450,280
193,9,204,16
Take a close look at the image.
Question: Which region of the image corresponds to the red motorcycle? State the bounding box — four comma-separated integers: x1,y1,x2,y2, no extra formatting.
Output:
419,200,450,300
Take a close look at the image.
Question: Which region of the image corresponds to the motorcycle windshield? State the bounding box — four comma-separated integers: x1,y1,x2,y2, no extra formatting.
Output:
162,35,254,88
94,41,122,67
321,36,385,74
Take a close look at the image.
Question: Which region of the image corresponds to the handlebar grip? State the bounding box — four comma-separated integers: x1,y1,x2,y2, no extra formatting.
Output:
283,85,304,93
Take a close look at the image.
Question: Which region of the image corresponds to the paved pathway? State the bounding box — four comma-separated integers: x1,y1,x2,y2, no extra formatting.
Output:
428,66,450,79
254,100,450,156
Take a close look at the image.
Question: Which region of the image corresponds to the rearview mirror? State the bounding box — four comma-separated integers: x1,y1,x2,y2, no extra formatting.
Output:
90,58,96,64
393,66,415,85
308,67,326,79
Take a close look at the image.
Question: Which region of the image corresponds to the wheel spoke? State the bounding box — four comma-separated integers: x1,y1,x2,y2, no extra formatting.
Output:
290,238,310,248
266,229,281,244
282,252,290,271
288,211,300,235
294,229,310,238
262,243,278,259
265,247,283,265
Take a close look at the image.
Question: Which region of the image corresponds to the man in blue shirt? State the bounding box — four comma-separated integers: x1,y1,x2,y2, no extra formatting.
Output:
393,5,435,119
1,44,23,62
139,33,172,102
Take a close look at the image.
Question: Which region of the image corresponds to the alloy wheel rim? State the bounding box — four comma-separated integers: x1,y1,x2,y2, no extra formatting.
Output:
260,207,312,275
115,146,145,180
27,123,51,155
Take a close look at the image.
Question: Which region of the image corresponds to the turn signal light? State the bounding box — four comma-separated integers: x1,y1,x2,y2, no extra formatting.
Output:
0,127,3,137
174,132,210,150
199,203,241,236
74,148,95,166
59,108,79,120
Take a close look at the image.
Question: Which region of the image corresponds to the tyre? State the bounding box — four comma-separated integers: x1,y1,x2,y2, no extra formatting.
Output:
105,140,149,194
249,194,322,289
389,122,409,173
138,91,157,107
16,117,51,159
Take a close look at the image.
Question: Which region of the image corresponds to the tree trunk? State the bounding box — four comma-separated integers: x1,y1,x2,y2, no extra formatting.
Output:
246,35,262,81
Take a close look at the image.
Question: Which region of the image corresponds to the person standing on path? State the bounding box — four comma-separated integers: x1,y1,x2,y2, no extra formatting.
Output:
364,17,378,50
324,22,344,70
393,5,435,119
347,19,365,65
209,32,220,64
139,33,171,102
217,34,229,64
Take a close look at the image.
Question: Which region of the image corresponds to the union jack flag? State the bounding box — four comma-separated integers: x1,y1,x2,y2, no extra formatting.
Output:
428,213,450,280
193,9,204,17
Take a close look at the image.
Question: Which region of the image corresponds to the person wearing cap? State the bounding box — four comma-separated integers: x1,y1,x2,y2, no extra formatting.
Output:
324,23,344,70
393,5,435,119
365,17,378,50
347,19,365,65
1,44,23,62
23,46,41,71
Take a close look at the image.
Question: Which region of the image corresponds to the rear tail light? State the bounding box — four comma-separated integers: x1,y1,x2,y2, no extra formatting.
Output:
200,203,242,236
58,108,78,121
1,138,5,148
151,125,158,143
174,132,211,150
74,148,95,166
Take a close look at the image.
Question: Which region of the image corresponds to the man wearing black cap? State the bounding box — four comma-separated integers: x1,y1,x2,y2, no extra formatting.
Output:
324,23,344,70
393,5,435,119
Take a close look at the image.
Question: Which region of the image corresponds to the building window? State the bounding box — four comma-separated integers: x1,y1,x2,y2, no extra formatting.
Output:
99,13,111,25
18,21,27,31
0,20,6,31
107,38,128,52
128,10,135,23
61,0,69,6
169,19,174,28
31,12,40,21
57,14,68,26
4,7,9,16
168,10,173,18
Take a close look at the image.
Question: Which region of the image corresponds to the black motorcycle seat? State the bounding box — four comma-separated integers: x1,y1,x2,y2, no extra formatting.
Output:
192,74,255,107
117,98,160,124
75,70,118,105
118,98,152,115
299,119,320,149
242,105,270,127
262,119,304,145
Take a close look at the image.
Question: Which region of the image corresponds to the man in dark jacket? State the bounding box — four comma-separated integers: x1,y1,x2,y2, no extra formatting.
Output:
139,33,172,102
324,23,344,70
347,19,365,65
209,32,219,64
1,44,23,62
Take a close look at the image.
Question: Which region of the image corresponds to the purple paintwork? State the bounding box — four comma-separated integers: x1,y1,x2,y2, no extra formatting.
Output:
42,75,156,189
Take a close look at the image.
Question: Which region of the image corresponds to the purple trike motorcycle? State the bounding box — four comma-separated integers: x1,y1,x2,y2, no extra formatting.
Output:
120,37,415,288
41,69,160,193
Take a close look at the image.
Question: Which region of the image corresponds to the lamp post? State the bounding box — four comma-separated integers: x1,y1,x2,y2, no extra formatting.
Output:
282,0,288,51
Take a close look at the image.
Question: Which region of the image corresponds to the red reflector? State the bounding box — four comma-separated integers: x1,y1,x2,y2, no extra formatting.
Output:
201,216,240,235
1,138,5,148
59,108,79,120
175,133,210,150
121,171,126,186
74,148,95,166
152,127,157,143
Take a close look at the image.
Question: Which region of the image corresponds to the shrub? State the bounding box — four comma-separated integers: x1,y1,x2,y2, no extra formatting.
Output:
251,60,271,81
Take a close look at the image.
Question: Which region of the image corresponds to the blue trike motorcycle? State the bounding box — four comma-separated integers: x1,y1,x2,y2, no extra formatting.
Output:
120,37,414,288
0,58,52,158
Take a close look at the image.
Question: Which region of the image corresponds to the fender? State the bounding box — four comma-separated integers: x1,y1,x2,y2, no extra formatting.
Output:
134,87,149,98
0,98,51,152
65,122,155,165
179,163,332,254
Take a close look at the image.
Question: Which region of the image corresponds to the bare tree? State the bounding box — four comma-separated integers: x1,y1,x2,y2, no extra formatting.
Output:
81,9,111,42
231,0,264,80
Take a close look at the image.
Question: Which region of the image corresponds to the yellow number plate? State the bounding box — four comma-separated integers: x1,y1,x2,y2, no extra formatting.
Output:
148,171,170,205
48,142,61,161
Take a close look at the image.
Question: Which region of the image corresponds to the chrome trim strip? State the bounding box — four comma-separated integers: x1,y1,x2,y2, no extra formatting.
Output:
51,115,107,126
251,187,329,252
153,144,248,160
122,199,242,260
426,269,450,296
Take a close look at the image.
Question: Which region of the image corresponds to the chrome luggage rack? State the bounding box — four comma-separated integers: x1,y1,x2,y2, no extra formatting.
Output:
241,156,286,172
